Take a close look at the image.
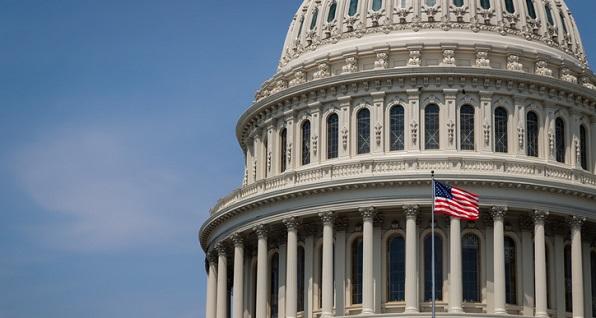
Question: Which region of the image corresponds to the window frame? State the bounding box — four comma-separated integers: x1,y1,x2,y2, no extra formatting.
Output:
356,108,371,155
555,117,566,164
526,111,539,157
301,120,311,166
460,105,476,151
494,107,509,153
424,104,441,150
326,113,339,159
389,105,405,151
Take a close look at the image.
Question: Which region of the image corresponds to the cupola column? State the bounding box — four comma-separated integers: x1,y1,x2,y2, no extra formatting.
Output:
284,217,300,318
216,243,228,318
360,207,376,314
533,210,549,318
254,225,269,318
448,216,463,313
206,253,218,318
319,212,335,318
404,205,419,313
569,216,586,318
491,206,507,314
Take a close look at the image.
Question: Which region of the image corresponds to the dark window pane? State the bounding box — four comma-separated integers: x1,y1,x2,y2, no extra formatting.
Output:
527,112,539,157
390,106,405,151
327,2,337,22
298,247,305,312
462,234,481,302
480,0,491,10
372,0,383,11
565,246,572,312
425,104,440,150
348,0,359,16
580,125,588,170
505,237,517,304
453,0,464,7
297,17,305,39
280,129,287,172
426,0,437,6
387,236,405,301
270,253,279,318
591,251,596,317
556,118,565,163
302,121,311,165
424,234,443,301
310,8,319,30
560,11,568,34
545,5,554,25
327,114,339,159
495,107,508,153
460,105,475,151
526,0,537,19
357,109,371,154
504,0,515,13
352,238,363,304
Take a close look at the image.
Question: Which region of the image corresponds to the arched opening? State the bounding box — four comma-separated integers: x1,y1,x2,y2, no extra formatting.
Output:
504,0,515,13
564,245,572,312
526,111,539,157
453,0,464,7
526,0,537,19
424,233,443,301
460,105,475,151
372,0,383,11
425,104,440,150
555,117,565,163
298,246,306,313
327,114,339,159
580,125,588,170
352,237,364,305
494,107,508,153
310,8,319,30
280,128,288,173
270,253,280,318
302,121,311,166
327,1,337,23
348,0,359,16
504,236,517,305
462,233,481,302
390,105,405,151
387,235,405,302
357,108,371,154
480,0,491,10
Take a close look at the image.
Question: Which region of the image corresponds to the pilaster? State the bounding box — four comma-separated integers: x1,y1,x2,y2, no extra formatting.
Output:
406,89,421,152
338,96,352,158
444,88,458,151
371,92,386,154
480,91,493,152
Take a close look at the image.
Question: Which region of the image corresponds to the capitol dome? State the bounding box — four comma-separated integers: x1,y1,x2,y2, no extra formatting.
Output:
201,1,596,318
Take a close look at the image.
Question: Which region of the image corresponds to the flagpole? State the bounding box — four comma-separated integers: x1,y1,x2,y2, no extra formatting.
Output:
431,171,436,318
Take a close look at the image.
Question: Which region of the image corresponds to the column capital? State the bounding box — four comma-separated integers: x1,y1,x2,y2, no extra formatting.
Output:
359,206,377,221
403,205,419,219
231,233,244,247
490,206,508,221
533,210,549,225
568,215,586,230
283,217,301,231
319,211,335,225
207,250,219,264
253,224,268,239
216,242,227,257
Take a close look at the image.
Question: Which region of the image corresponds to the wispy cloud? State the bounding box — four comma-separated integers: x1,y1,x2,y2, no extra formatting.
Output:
12,125,200,252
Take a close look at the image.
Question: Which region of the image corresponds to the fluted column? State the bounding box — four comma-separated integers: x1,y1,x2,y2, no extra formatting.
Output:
491,206,507,315
404,205,419,313
534,210,549,318
284,217,300,318
319,211,335,318
216,243,228,318
231,234,244,318
360,207,376,314
449,216,463,313
206,253,218,318
254,225,268,318
570,216,586,318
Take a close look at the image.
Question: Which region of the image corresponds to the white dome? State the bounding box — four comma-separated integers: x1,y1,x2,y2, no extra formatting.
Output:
279,0,587,71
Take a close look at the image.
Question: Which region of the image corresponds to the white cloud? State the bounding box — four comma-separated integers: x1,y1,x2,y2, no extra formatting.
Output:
13,127,199,252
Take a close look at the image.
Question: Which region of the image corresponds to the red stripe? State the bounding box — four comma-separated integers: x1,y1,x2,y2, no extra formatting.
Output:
435,197,479,213
452,191,479,203
435,199,479,217
434,201,479,218
452,187,479,200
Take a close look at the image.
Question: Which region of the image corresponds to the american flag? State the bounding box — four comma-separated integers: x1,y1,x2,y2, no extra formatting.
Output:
433,181,480,221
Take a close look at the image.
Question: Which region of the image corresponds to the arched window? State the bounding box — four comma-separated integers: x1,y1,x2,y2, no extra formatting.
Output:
526,111,539,157
327,114,339,159
270,253,280,318
310,8,319,30
564,245,572,312
352,237,364,304
298,246,305,312
296,16,305,39
327,1,337,22
555,118,565,163
526,0,537,19
396,0,408,8
462,233,481,302
504,237,517,305
426,0,437,6
453,0,464,7
559,11,569,34
580,125,588,170
425,104,440,150
460,105,475,151
424,234,443,301
302,121,311,166
545,5,554,26
348,0,359,16
357,108,371,154
280,128,288,173
264,136,269,178
494,107,508,153
504,0,515,13
387,235,405,302
480,0,491,10
372,0,383,11
390,105,405,151
591,251,596,317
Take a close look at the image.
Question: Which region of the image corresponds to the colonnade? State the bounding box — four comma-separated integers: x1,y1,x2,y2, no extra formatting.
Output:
205,207,590,318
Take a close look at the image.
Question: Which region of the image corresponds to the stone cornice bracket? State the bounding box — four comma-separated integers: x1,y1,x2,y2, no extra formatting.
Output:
568,215,586,230
215,242,227,257
231,233,244,247
402,205,419,220
490,206,508,221
283,217,301,231
359,206,377,221
319,211,335,225
253,224,268,239
533,210,549,225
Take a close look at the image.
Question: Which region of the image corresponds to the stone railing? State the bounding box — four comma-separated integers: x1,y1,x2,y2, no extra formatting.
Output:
209,157,596,215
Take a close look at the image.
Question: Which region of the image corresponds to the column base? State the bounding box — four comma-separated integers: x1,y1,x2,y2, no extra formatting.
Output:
535,312,548,318
361,308,374,315
494,308,507,315
448,307,464,313
404,307,419,314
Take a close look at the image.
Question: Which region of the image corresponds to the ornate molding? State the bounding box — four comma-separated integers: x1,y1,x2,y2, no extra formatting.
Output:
283,216,300,231
403,205,419,220
253,224,268,239
359,206,377,221
533,210,549,225
568,215,586,230
490,206,508,221
231,233,244,247
319,211,335,225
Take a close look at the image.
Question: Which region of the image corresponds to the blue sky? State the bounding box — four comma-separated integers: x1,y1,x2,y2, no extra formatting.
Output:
0,1,594,317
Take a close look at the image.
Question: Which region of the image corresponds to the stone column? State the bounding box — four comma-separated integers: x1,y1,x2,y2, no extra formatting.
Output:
206,253,218,318
449,216,463,313
569,216,586,318
232,234,244,318
521,218,535,317
582,241,592,318
491,206,507,315
334,220,347,317
404,205,419,313
319,211,335,318
216,244,228,318
534,211,549,318
304,233,315,318
254,225,268,318
360,207,376,314
284,217,300,318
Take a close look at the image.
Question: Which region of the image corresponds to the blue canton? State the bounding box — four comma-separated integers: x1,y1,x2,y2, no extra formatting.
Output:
434,182,454,200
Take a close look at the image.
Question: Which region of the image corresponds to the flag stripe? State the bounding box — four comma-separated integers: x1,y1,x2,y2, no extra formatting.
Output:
433,181,480,221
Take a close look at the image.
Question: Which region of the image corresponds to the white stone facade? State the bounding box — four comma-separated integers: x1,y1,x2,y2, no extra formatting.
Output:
200,1,596,318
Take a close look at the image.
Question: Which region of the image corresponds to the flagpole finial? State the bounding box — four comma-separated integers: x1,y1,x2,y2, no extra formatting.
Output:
431,170,435,178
